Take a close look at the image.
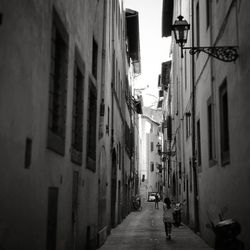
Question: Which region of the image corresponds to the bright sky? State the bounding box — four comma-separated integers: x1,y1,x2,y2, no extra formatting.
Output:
123,0,171,107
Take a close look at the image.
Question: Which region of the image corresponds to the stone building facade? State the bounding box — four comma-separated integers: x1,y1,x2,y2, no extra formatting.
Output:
162,0,250,248
0,0,140,249
139,108,163,200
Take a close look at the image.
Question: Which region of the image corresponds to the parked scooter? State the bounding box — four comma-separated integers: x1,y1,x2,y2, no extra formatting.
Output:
131,195,141,211
173,202,182,227
206,207,244,250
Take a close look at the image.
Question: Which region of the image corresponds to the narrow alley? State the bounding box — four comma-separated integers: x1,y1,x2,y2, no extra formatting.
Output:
99,200,213,250
1,0,250,249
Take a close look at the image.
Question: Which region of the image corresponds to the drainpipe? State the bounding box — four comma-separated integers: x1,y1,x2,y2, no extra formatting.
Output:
191,0,200,233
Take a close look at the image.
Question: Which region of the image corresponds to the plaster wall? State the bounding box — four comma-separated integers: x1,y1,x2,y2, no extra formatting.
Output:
192,1,250,248
0,0,104,249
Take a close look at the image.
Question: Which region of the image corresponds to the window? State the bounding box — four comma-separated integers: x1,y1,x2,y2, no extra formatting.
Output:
207,98,216,165
197,120,201,166
150,162,154,172
219,79,230,165
184,51,187,90
196,2,200,47
167,115,172,141
46,187,58,250
150,142,154,152
106,106,110,134
207,102,213,159
72,171,79,223
119,143,121,170
24,138,32,169
150,123,153,133
142,174,145,182
158,164,162,173
186,113,191,139
125,122,132,157
178,162,182,179
186,116,188,138
47,8,69,155
112,52,115,85
71,50,84,165
92,38,98,79
86,78,97,172
189,159,192,192
184,168,186,192
206,0,210,29
115,60,118,92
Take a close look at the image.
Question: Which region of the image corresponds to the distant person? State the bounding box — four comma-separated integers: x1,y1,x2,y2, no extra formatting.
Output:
163,197,174,239
155,193,159,209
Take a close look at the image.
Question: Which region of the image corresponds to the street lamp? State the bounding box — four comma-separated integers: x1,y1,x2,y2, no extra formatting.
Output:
156,142,171,158
156,142,163,156
171,15,238,62
171,15,190,58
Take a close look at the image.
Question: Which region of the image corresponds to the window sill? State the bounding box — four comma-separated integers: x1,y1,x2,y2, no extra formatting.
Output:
71,147,82,165
209,159,217,167
47,130,65,156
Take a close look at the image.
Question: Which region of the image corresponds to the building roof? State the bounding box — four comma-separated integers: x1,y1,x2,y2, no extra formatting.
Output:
141,115,160,126
142,107,163,124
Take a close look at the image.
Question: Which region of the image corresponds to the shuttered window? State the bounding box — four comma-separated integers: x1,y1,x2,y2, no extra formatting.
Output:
196,2,200,47
207,97,216,166
219,79,230,165
150,162,154,172
206,0,211,29
47,8,69,155
167,115,172,141
71,50,84,165
197,120,201,166
92,38,98,79
24,138,32,169
86,78,97,172
72,171,79,223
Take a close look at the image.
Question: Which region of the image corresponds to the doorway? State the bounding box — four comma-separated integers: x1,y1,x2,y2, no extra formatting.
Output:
111,149,117,227
46,187,58,250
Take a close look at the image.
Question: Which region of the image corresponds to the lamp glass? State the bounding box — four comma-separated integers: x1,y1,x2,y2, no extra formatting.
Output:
172,15,190,47
156,142,162,154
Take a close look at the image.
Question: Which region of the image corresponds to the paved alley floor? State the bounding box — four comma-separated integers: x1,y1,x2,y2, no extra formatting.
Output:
99,200,213,250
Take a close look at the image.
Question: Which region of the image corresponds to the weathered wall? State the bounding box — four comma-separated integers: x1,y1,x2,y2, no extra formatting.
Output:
0,0,104,249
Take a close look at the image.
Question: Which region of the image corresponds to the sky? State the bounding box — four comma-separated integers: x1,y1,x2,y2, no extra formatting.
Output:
123,0,171,107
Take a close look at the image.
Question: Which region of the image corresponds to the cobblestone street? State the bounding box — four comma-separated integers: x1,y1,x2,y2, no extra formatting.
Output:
99,200,213,250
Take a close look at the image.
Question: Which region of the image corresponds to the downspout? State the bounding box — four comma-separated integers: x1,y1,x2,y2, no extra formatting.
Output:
111,3,115,150
191,0,200,233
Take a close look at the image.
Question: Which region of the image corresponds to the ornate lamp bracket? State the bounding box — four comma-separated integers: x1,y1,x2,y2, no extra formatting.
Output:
183,46,238,62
